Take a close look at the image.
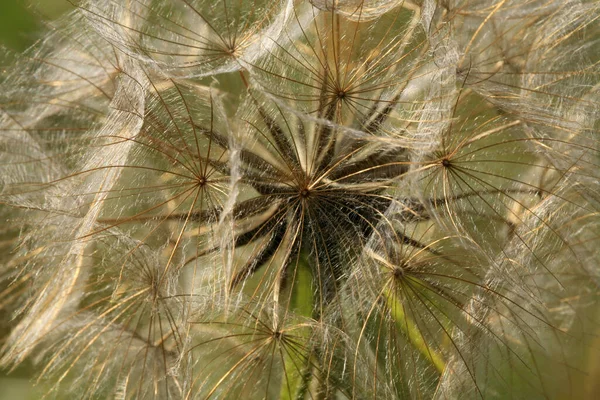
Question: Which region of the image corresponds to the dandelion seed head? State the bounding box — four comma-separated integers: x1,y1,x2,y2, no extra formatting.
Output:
1,0,599,398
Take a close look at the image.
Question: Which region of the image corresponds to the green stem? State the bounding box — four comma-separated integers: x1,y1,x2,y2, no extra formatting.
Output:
382,286,446,374
280,255,314,400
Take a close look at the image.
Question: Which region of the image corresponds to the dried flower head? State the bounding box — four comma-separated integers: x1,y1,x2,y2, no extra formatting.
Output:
1,0,599,399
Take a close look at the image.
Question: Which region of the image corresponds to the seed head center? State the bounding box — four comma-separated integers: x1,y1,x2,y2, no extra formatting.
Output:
393,267,405,280
300,188,311,198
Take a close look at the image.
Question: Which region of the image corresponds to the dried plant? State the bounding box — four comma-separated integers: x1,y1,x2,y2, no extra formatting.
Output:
1,0,599,399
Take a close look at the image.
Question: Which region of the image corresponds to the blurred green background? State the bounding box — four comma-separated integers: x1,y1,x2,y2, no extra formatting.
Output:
0,1,72,52
0,3,73,399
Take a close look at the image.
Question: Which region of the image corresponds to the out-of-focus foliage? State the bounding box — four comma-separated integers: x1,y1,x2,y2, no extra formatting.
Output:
0,1,73,51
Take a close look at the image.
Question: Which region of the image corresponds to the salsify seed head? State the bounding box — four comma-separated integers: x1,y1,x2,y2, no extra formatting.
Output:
1,0,599,399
